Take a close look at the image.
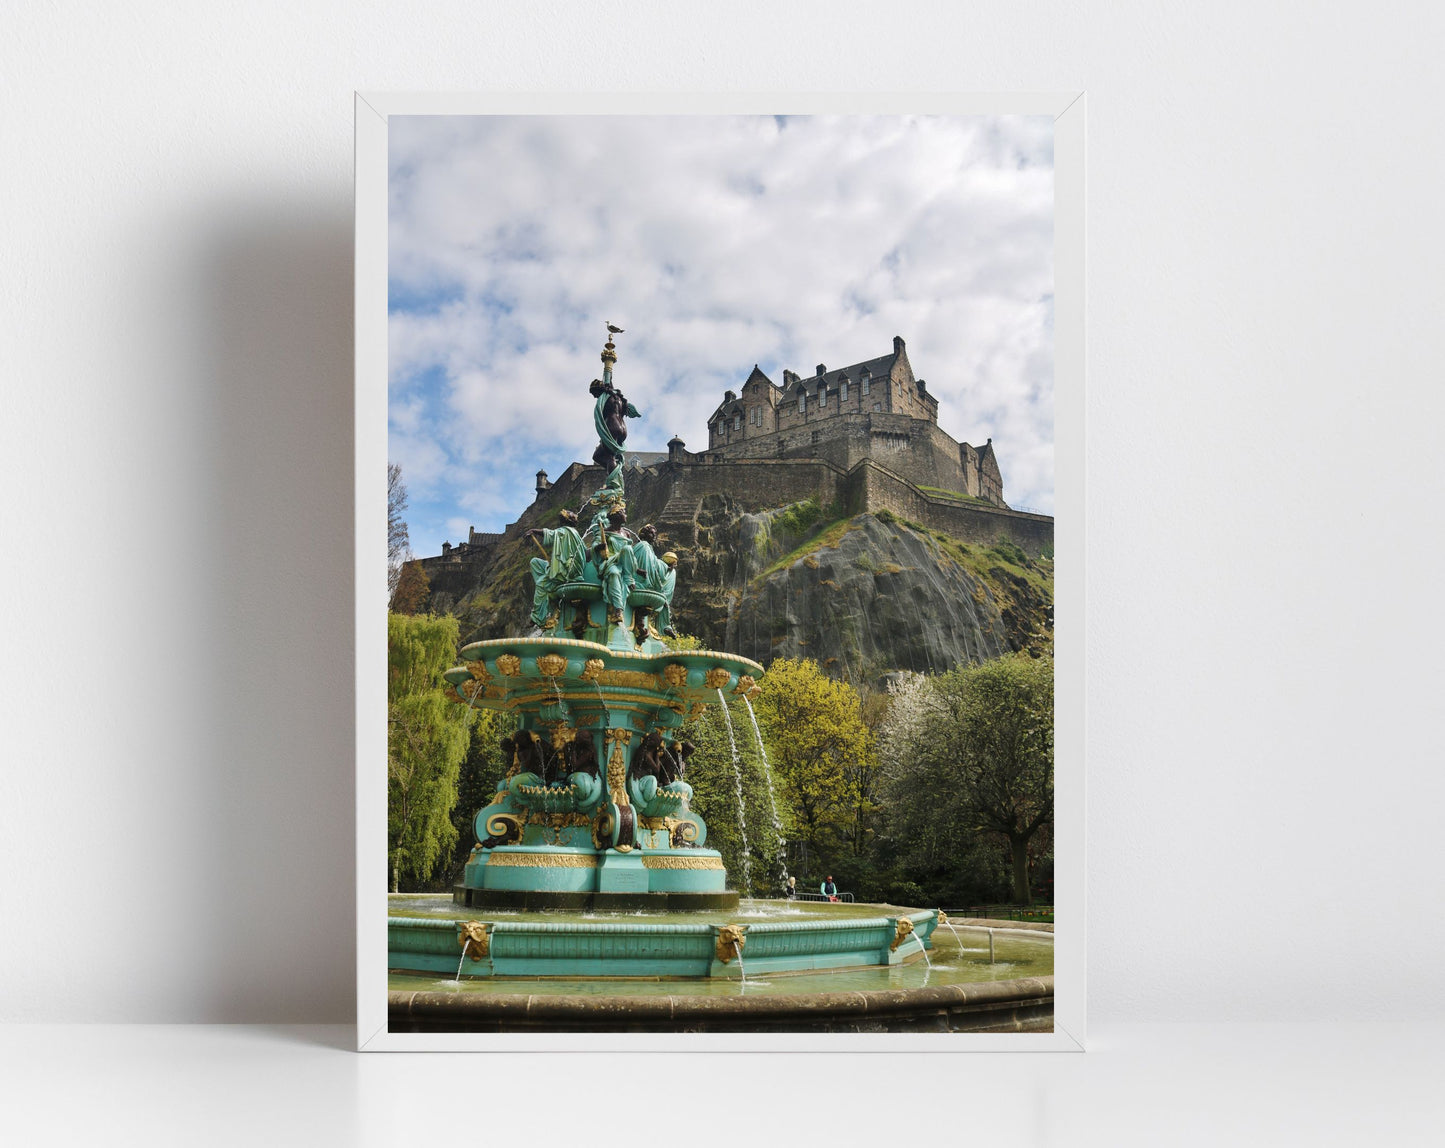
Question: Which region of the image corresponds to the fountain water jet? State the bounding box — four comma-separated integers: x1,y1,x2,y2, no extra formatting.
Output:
716,687,752,894
742,694,789,889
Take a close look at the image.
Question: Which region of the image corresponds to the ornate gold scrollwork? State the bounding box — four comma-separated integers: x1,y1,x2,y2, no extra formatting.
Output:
704,667,732,690
483,812,523,845
715,924,748,963
890,916,916,952
595,668,660,690
660,663,688,689
536,653,568,677
580,658,606,683
642,854,721,870
485,852,597,867
466,660,492,683
496,654,522,677
604,727,631,805
732,674,756,696
687,702,707,720
936,909,949,926
458,921,491,962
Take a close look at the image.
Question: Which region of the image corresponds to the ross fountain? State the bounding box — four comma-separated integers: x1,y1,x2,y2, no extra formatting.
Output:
385,329,1052,1032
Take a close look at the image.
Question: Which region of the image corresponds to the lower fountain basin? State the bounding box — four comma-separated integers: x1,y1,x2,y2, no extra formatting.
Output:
384,896,1057,1035
385,898,1054,1033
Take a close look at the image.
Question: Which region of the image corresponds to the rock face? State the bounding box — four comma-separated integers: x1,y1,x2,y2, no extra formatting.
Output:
426,496,1052,683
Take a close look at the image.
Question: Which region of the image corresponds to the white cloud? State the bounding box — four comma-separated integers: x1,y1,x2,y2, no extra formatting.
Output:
388,114,1054,554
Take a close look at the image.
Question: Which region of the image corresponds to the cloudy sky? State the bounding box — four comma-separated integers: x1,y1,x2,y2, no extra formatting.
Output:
389,114,1054,557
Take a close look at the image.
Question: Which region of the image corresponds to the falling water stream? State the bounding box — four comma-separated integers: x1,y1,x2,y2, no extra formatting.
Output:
715,688,752,893
740,696,789,888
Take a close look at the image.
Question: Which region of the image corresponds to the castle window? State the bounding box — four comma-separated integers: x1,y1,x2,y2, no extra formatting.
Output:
862,375,871,396
798,392,806,415
811,430,820,444
819,387,827,408
841,379,849,403
734,414,741,431
873,402,881,412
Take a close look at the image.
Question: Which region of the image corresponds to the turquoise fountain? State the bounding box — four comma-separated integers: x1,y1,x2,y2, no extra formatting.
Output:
386,330,1051,1030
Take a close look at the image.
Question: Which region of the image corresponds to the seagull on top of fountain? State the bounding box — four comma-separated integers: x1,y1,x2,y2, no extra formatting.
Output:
606,323,624,335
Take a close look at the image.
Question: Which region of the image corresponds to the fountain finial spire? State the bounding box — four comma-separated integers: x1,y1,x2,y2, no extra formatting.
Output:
602,322,623,385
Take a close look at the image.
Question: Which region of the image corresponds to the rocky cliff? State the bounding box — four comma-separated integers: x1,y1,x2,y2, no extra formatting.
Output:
423,495,1051,683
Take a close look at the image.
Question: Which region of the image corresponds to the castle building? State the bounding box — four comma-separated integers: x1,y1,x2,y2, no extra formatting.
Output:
703,336,1005,506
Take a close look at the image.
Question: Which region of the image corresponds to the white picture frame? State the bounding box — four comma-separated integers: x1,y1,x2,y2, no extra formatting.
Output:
355,91,1086,1052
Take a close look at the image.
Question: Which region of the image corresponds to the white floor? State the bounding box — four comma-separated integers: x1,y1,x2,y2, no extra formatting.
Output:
0,1022,1437,1146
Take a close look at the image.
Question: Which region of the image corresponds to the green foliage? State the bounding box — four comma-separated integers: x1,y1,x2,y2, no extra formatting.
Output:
988,537,1030,567
751,658,878,880
769,497,823,538
756,517,857,580
878,654,1053,905
388,612,470,891
661,630,705,653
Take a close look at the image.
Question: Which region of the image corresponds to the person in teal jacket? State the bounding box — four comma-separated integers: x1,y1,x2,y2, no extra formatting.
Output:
821,876,838,901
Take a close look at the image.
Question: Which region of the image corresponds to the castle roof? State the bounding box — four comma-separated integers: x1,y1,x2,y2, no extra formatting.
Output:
708,339,908,420
623,450,668,470
801,352,896,391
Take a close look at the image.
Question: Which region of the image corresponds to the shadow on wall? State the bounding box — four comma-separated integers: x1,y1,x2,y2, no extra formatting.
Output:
188,199,355,1020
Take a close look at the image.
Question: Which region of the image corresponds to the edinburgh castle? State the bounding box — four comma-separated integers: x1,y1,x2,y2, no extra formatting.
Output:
423,336,1052,577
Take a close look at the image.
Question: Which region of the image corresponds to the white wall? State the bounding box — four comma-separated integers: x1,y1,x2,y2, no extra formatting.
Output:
3,1,1441,1023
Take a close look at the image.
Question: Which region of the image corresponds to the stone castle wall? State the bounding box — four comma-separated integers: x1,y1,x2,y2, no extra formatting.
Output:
420,450,1052,573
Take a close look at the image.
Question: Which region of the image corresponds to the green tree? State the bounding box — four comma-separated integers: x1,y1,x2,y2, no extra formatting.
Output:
752,658,874,879
880,655,1053,905
390,559,430,615
388,612,469,891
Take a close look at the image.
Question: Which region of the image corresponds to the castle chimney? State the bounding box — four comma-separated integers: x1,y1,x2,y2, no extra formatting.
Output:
783,369,799,386
816,364,826,378
893,335,905,354
724,389,736,402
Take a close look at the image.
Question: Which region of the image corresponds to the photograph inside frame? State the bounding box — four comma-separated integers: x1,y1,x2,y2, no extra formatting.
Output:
382,113,1056,1034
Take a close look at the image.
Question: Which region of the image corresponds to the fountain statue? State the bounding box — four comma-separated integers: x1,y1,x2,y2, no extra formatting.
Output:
439,328,765,911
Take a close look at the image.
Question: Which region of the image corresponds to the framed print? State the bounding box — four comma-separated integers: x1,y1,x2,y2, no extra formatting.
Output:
356,93,1084,1051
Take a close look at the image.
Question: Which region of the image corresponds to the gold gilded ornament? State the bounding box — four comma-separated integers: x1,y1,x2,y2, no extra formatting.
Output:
457,921,491,962
496,654,522,677
890,916,916,952
660,663,688,689
704,667,731,690
715,924,747,963
580,658,605,683
536,653,568,677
